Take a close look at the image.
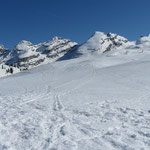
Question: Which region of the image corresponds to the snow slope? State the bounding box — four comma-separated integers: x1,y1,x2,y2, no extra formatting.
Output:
0,44,150,149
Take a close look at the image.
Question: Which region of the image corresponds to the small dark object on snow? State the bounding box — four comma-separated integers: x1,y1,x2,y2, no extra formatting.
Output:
10,68,13,74
6,69,10,73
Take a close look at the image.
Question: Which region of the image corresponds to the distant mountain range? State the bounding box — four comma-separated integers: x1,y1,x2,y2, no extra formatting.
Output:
0,31,150,77
0,37,77,68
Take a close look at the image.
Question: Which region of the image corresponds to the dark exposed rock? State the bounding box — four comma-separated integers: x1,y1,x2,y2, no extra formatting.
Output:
0,45,8,55
4,37,77,69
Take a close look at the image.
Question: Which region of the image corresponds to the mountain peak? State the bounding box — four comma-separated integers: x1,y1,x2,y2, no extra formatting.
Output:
16,40,33,46
90,31,106,39
14,40,34,53
93,31,105,35
77,31,128,54
51,36,62,41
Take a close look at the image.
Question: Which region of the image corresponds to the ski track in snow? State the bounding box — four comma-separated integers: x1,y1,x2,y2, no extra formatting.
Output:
19,67,96,107
0,90,150,150
1,52,150,149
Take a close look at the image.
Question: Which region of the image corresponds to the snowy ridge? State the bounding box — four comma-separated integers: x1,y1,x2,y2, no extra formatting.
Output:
37,37,77,59
77,31,128,54
2,37,77,70
1,31,150,77
59,31,150,62
0,31,148,78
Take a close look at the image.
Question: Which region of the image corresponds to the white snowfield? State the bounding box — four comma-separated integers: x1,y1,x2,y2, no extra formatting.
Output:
0,32,150,150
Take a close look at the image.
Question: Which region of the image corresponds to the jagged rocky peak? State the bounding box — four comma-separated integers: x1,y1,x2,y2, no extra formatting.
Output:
107,32,128,43
36,36,77,56
0,44,8,55
41,36,64,47
78,31,129,53
16,40,33,46
5,37,77,69
40,36,76,48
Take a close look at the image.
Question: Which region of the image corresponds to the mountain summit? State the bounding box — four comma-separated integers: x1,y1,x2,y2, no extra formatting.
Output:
77,31,128,54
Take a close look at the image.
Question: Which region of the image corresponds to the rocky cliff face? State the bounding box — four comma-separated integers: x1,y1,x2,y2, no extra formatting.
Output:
5,37,77,69
37,37,77,58
0,45,9,64
0,45,8,55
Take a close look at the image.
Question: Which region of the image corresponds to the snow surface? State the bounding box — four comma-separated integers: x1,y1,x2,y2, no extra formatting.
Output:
0,45,150,150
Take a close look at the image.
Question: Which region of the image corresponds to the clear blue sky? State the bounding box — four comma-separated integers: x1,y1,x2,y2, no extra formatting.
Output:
0,0,150,48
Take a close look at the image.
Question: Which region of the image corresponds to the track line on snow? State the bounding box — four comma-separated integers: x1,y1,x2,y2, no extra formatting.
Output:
19,85,53,106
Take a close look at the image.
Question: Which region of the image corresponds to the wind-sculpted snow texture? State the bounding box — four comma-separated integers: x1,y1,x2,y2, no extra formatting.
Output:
0,95,150,150
1,51,150,150
0,32,150,149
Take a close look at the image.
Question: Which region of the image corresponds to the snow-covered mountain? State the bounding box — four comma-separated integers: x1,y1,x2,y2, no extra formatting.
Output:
59,31,140,60
5,37,77,69
77,31,129,54
0,31,132,69
6,40,42,68
1,31,150,78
